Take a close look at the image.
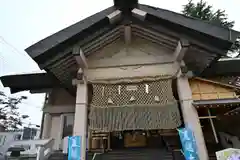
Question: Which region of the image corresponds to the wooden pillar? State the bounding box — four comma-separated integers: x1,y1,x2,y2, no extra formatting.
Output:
42,113,51,139
73,81,88,160
177,76,208,160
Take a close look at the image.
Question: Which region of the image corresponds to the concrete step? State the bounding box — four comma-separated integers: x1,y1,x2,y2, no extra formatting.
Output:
47,149,216,160
97,149,174,160
47,151,94,160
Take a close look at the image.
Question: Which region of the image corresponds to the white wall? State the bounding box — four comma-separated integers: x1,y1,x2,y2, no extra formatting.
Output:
41,88,76,150
86,37,177,81
50,115,61,150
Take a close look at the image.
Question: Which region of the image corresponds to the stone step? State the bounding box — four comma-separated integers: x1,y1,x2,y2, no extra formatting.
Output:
209,154,217,160
97,149,174,160
47,149,216,160
47,151,94,160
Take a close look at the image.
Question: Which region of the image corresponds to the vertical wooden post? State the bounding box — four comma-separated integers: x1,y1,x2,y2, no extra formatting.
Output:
207,109,219,143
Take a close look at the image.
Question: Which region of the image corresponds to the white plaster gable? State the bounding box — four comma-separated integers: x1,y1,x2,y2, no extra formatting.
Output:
85,36,178,81
87,37,175,68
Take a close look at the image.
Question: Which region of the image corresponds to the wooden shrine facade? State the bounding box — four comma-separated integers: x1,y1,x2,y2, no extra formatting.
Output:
1,1,240,160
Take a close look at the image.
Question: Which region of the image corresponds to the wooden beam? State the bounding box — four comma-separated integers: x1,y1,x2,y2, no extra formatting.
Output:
207,109,219,143
199,116,217,119
80,49,88,68
73,46,88,68
174,39,189,62
194,77,240,90
107,10,122,24
30,89,52,94
124,25,131,45
132,8,147,21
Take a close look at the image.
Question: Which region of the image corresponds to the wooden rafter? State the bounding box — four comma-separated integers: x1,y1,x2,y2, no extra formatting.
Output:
132,8,147,21
173,39,189,62
73,46,88,69
194,77,240,90
107,10,122,24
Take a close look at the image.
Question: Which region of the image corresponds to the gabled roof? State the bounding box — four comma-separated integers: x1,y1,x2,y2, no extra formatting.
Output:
25,0,240,66
138,4,238,44
25,6,116,62
2,0,240,94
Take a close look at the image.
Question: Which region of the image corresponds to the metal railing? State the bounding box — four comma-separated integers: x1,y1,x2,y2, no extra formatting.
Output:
91,152,102,160
92,153,97,160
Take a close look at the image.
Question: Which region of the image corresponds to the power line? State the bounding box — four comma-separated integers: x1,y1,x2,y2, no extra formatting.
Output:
0,51,27,75
0,36,35,75
0,54,14,75
0,97,44,109
0,36,28,58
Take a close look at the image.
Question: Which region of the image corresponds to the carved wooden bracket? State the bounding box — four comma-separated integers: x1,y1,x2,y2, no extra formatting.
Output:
73,46,88,69
173,39,190,62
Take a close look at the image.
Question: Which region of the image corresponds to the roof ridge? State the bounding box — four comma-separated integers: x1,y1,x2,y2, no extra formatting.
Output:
140,4,234,31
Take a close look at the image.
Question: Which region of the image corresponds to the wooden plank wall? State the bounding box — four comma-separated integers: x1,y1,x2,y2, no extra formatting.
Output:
189,79,237,100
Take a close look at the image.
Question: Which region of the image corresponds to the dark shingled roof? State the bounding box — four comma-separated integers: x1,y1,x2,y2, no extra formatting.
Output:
25,1,240,66
139,4,239,43
202,58,240,76
2,0,240,93
25,6,116,61
0,73,60,93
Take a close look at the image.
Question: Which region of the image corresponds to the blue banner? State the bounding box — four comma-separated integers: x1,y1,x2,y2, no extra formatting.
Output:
68,136,81,160
178,127,199,160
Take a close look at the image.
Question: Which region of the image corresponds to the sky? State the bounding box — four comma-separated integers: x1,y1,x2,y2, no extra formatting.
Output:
0,0,240,127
